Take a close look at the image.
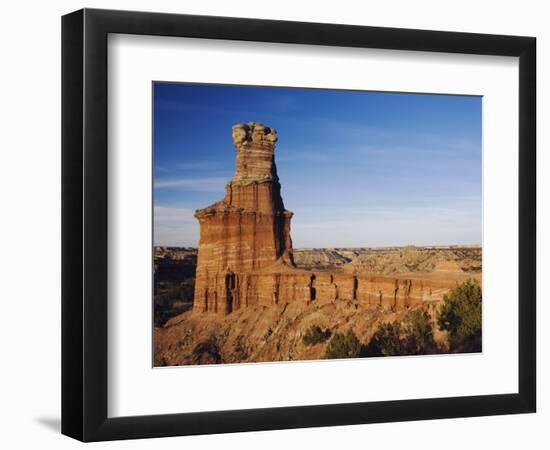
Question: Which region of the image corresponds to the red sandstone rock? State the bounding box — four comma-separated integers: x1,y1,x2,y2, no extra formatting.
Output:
153,124,483,365
193,123,479,316
193,123,295,314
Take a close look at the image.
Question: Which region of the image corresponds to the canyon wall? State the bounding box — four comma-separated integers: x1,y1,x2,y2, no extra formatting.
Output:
193,122,475,316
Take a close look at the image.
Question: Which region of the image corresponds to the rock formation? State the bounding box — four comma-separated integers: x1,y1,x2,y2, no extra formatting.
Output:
193,123,294,314
193,123,479,316
154,124,483,365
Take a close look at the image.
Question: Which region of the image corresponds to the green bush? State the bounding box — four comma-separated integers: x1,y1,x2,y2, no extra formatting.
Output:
402,309,438,354
363,309,438,356
302,325,331,345
437,279,482,352
325,328,362,359
154,277,196,326
155,278,195,306
362,321,404,356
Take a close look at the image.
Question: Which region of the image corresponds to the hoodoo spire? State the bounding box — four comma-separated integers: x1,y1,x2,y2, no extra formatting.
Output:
193,123,294,314
231,122,279,185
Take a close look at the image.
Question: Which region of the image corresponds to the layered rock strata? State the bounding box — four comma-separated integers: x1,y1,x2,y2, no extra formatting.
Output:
193,122,475,316
193,123,293,314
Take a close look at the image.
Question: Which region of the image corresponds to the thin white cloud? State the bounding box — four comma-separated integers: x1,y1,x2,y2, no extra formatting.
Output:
174,161,221,171
154,176,227,192
154,206,196,223
155,161,222,172
277,150,331,163
291,210,481,248
287,200,481,247
154,206,199,246
324,120,479,152
357,144,475,158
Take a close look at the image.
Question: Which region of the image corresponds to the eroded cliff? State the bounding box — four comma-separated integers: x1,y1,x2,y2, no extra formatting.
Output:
154,122,481,365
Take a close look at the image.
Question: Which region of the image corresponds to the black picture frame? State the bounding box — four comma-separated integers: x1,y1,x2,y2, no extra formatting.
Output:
62,8,536,442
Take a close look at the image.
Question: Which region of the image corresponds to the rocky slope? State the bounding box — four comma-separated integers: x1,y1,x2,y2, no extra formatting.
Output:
292,248,369,271
153,245,481,365
154,245,481,278
154,300,448,366
342,246,481,274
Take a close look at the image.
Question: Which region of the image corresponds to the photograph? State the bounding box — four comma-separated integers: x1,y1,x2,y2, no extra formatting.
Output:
152,83,483,366
1,1,542,447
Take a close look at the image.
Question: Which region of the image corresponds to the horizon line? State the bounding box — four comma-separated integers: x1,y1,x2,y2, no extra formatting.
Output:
153,243,482,249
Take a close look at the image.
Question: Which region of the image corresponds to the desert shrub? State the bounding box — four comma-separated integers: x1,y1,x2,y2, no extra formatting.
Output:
402,309,438,354
437,279,482,352
363,309,438,356
155,278,195,306
178,277,195,301
192,338,223,364
362,321,404,356
302,325,332,345
154,277,195,326
325,328,362,359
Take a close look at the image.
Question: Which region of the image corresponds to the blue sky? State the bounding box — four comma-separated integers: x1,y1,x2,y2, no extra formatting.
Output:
153,83,482,248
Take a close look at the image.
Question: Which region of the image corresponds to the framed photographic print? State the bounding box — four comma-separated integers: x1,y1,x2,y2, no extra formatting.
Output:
62,8,536,442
